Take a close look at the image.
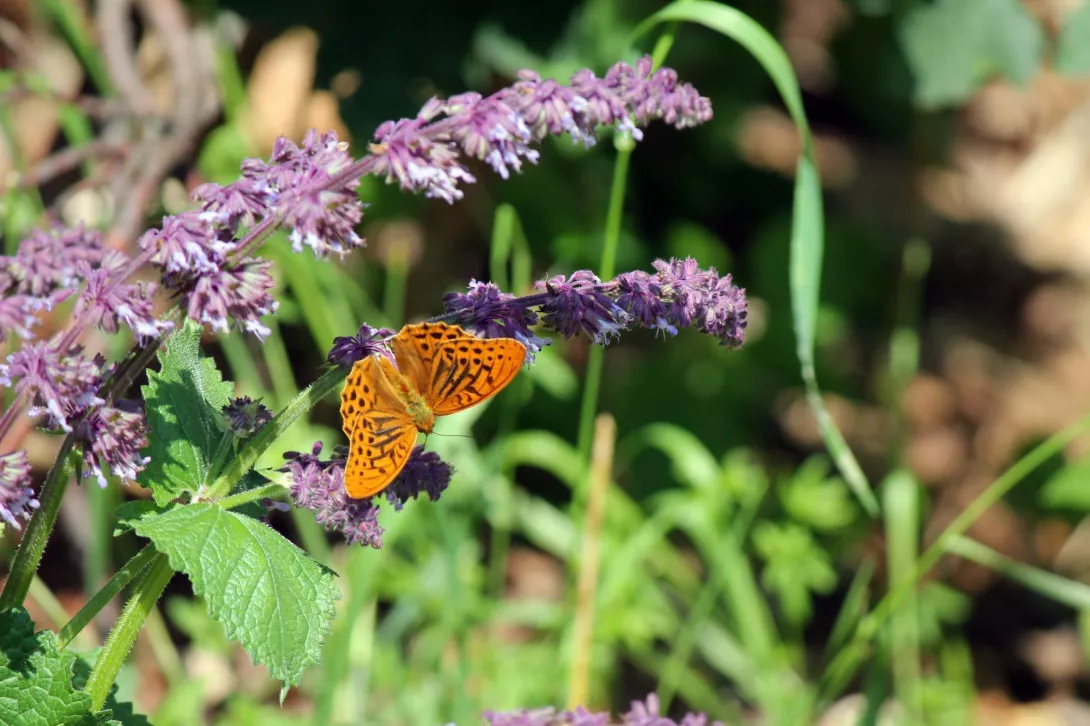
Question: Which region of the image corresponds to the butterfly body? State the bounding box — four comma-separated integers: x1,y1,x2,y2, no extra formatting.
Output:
339,322,526,499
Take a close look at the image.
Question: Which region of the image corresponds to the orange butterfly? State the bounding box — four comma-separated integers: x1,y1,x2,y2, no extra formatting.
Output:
339,321,526,498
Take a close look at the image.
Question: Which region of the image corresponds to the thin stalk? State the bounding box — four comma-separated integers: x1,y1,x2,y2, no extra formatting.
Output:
58,544,159,649
567,414,615,708
818,411,1090,703
263,320,299,407
84,552,173,710
217,482,288,510
0,447,77,610
574,149,631,467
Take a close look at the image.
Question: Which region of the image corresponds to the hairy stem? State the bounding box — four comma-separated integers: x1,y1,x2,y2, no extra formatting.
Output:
84,552,173,709
0,446,77,610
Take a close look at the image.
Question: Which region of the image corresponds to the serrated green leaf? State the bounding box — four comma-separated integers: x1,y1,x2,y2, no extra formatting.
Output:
1057,3,1090,76
900,0,1044,108
131,503,339,686
0,607,128,726
140,321,235,505
113,500,174,536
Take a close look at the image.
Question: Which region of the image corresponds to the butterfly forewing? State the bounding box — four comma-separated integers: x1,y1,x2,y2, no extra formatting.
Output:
428,336,526,416
391,321,475,396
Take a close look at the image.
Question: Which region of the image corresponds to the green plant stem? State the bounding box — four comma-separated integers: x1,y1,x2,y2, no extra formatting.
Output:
218,482,288,510
58,545,159,649
574,149,631,469
84,552,173,710
0,447,77,611
818,411,1090,703
208,366,348,498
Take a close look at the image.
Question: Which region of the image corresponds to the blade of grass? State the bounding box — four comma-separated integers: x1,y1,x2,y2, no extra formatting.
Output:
819,410,1090,704
634,0,878,517
947,535,1090,609
883,469,921,720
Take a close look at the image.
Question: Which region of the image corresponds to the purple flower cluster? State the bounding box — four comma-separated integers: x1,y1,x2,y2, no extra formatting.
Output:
367,56,712,203
535,271,631,345
438,257,747,353
221,396,273,437
327,324,395,368
0,341,150,489
442,281,550,361
483,693,722,726
0,451,38,530
138,131,364,340
0,225,171,345
282,441,452,548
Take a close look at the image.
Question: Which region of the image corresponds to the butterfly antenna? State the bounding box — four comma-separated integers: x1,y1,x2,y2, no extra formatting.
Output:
428,430,477,441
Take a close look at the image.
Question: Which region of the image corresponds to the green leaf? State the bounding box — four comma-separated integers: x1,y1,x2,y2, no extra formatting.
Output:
140,321,235,505
900,0,1044,108
113,500,173,536
1057,3,1090,76
131,503,339,687
778,456,857,531
1040,457,1090,511
752,522,837,627
0,607,133,725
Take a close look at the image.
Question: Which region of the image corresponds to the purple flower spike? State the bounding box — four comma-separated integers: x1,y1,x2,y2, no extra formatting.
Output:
74,252,173,343
384,446,452,510
327,324,395,367
0,451,38,531
442,280,550,361
535,271,631,344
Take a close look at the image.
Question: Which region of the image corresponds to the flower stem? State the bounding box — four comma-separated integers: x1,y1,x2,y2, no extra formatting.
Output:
574,147,631,471
57,544,158,649
217,482,288,510
0,444,76,611
83,552,173,711
207,366,348,498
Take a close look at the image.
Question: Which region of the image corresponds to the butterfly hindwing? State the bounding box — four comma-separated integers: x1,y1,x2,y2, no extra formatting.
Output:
428,336,526,416
341,355,418,499
344,408,417,498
